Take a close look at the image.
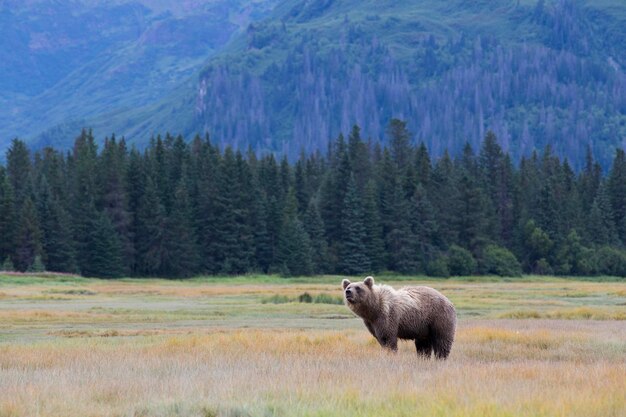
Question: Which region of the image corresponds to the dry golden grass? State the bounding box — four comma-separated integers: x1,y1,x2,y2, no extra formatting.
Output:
0,275,625,416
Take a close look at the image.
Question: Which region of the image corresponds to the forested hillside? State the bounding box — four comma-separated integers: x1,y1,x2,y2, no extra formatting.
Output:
2,123,626,278
1,0,623,170
194,0,626,168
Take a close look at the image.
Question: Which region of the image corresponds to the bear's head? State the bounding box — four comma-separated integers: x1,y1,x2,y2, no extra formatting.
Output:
342,276,375,307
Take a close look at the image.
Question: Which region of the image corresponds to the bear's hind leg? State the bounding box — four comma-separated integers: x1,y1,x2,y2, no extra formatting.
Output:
414,339,433,359
432,337,452,360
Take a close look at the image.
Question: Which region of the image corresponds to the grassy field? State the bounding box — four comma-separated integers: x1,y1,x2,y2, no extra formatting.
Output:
0,274,625,417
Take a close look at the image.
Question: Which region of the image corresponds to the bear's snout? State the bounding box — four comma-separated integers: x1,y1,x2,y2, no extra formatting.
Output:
344,288,355,302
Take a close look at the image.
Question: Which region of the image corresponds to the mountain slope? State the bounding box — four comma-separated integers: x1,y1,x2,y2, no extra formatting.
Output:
0,0,279,155
191,0,625,167
1,0,625,168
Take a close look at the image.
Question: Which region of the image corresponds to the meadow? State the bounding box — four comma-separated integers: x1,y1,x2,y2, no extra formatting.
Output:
0,274,625,417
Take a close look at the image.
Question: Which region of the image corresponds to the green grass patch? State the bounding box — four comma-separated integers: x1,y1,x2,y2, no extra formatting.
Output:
261,292,344,305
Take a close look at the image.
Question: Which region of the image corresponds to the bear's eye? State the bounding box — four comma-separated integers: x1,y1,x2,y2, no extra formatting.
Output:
356,287,362,293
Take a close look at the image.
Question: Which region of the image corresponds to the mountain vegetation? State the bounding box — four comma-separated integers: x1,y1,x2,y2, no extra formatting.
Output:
1,0,624,170
194,0,626,168
1,123,626,278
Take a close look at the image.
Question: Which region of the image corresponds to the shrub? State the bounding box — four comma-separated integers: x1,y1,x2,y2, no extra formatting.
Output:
1,256,14,272
298,292,313,303
533,258,553,275
447,245,476,276
28,255,46,273
427,256,450,278
483,245,522,277
593,246,626,277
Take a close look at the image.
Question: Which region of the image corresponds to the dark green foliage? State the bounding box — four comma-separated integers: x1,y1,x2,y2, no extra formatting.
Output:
427,256,450,278
447,245,477,276
593,246,626,277
162,178,200,278
14,198,42,272
303,198,329,274
483,245,522,277
338,176,370,275
1,256,15,271
275,189,313,276
81,213,125,278
135,177,167,276
3,125,626,278
554,230,593,276
29,255,46,273
608,149,626,242
0,171,16,263
37,179,77,273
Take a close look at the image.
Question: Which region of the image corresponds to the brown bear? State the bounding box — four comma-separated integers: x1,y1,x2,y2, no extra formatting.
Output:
342,276,456,359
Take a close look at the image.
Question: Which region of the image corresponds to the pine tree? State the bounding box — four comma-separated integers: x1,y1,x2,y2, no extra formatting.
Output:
100,136,132,274
415,142,431,187
37,177,77,273
6,138,32,209
29,255,46,273
454,169,490,255
383,173,418,274
608,149,626,243
212,148,253,274
303,197,329,274
135,177,166,276
387,119,412,172
70,129,100,274
1,256,14,271
275,188,313,276
362,180,386,272
586,182,618,246
162,177,200,277
410,184,439,266
82,212,124,278
338,176,370,275
429,151,458,247
0,171,16,263
14,197,42,271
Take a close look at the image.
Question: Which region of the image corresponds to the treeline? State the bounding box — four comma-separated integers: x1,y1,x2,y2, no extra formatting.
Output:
1,120,626,278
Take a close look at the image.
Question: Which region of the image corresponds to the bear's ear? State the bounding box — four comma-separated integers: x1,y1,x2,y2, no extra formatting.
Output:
342,279,351,290
364,276,375,288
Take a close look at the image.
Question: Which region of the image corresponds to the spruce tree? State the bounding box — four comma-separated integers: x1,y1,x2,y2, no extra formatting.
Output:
362,180,386,272
0,171,16,263
410,184,439,267
6,138,32,209
135,177,166,276
586,182,618,246
37,178,77,273
429,151,458,247
212,148,252,274
339,176,370,275
82,212,124,278
162,177,199,277
303,197,329,274
608,149,626,243
14,197,43,271
387,119,412,172
275,189,313,276
100,136,132,274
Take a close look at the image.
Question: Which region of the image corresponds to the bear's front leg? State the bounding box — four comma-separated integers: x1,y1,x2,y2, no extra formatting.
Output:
377,332,398,352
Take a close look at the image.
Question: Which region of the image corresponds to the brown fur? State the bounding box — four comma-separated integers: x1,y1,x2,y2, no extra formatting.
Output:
342,276,456,359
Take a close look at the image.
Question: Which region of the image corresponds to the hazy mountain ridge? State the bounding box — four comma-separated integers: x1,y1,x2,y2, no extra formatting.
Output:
1,0,625,168
0,0,279,156
193,0,626,167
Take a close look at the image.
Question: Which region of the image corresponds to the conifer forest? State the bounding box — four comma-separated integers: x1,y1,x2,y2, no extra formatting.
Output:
1,120,626,278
